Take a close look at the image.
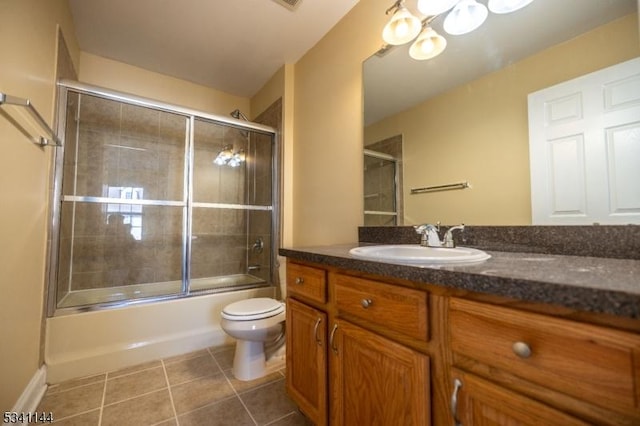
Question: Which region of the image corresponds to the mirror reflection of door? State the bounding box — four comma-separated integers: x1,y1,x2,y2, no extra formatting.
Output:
363,134,404,226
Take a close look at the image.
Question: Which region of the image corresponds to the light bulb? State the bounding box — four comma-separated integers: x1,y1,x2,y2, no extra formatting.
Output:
421,38,435,54
382,6,422,45
409,27,446,60
394,20,410,39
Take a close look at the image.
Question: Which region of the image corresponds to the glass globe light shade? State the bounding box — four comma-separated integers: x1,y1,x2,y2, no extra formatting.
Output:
488,0,535,14
382,6,422,45
443,0,488,35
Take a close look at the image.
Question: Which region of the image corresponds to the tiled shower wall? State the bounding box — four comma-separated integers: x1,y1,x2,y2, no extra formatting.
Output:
250,98,282,284
364,134,403,226
56,93,274,297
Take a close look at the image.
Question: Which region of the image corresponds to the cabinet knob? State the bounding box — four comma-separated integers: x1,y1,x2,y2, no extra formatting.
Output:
512,341,532,358
294,277,304,285
361,298,373,308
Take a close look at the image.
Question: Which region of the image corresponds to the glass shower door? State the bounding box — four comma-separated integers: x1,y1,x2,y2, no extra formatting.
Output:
364,150,399,226
56,92,189,307
190,119,273,292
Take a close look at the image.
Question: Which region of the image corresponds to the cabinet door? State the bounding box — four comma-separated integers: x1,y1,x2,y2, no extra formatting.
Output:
286,298,328,426
332,319,430,426
451,369,589,426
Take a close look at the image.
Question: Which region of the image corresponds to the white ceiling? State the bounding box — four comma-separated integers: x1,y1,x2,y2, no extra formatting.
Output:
68,0,360,98
364,0,637,125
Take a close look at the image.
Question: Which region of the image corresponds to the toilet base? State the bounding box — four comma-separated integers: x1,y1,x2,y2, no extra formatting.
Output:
232,340,286,382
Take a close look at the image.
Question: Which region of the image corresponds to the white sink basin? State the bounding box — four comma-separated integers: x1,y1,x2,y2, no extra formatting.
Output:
349,245,490,265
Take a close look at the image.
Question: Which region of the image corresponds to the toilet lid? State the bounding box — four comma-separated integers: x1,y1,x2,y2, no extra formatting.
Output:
222,298,284,320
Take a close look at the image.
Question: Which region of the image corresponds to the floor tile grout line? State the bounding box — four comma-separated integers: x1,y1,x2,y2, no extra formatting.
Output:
100,385,171,409
97,372,108,426
46,376,106,395
163,349,212,367
161,359,180,426
163,369,226,390
211,348,259,426
263,411,298,426
106,362,164,380
172,394,239,420
48,408,100,424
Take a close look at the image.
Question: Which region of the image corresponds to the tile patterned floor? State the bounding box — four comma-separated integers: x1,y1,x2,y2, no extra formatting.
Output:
37,347,312,426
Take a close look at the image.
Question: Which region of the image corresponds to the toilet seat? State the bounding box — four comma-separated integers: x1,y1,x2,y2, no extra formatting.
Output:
221,297,285,321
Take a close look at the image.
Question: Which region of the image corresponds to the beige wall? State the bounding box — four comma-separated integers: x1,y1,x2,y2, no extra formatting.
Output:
0,0,79,410
250,64,296,296
79,52,250,117
364,14,640,225
291,0,389,245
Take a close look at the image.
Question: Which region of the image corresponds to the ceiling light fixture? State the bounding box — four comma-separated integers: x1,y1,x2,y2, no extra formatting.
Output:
213,145,245,167
382,0,536,60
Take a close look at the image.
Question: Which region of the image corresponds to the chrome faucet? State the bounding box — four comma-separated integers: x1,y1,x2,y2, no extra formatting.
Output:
413,223,442,247
443,224,465,248
414,223,465,248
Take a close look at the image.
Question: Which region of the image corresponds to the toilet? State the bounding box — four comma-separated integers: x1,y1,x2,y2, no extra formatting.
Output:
220,297,286,381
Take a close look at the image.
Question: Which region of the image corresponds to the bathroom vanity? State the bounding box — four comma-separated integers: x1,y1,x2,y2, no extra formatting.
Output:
280,227,640,426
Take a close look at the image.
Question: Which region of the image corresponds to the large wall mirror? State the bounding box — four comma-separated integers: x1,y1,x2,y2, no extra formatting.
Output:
363,0,639,226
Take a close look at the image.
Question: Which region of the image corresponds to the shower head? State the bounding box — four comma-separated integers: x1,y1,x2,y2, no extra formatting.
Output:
230,109,249,121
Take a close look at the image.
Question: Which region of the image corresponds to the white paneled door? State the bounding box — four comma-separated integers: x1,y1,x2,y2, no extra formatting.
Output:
528,57,640,225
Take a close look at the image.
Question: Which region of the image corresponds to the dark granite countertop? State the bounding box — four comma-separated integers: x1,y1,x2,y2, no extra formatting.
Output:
279,244,640,319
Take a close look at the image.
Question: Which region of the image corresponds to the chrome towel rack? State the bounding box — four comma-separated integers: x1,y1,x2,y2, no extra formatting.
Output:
0,92,62,147
410,181,470,195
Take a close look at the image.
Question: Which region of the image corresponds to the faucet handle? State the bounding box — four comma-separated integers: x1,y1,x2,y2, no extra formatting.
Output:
443,223,465,248
414,223,442,247
414,223,439,233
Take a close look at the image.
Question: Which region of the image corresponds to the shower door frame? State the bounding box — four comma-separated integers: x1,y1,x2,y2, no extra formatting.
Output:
47,80,280,317
363,149,400,226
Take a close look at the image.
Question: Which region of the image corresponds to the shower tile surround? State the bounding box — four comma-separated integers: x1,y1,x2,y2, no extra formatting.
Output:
364,135,403,227
55,91,276,308
37,347,311,426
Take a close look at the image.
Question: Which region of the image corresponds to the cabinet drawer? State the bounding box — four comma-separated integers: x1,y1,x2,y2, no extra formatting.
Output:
287,262,327,304
450,298,640,413
334,274,428,342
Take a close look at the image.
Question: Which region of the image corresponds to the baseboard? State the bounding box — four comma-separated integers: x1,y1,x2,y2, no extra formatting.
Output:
12,365,47,413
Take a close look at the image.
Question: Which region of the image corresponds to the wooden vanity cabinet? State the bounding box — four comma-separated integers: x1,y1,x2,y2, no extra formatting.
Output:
450,368,589,426
330,319,430,425
286,298,328,426
449,298,640,425
285,261,432,425
285,262,329,426
331,273,431,425
285,259,640,425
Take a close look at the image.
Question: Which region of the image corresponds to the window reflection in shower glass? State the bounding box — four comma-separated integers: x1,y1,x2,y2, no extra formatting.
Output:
106,186,144,240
